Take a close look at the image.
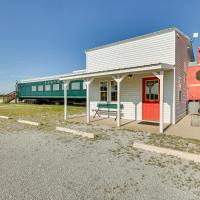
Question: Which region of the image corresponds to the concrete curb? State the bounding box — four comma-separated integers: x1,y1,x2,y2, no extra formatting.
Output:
133,142,200,163
18,120,39,126
0,116,9,119
56,127,95,139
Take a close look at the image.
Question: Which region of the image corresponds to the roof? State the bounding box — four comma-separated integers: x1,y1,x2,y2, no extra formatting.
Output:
86,27,191,53
18,69,86,84
60,63,174,81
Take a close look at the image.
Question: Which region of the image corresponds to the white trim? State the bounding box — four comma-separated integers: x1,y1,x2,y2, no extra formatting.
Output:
60,63,173,81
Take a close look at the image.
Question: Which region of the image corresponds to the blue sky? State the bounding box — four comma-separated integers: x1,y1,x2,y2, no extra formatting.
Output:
0,0,200,94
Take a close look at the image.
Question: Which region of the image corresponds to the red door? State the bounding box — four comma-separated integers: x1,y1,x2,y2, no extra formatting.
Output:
142,77,160,121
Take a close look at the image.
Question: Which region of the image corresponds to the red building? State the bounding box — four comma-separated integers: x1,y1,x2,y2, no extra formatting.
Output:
187,48,200,101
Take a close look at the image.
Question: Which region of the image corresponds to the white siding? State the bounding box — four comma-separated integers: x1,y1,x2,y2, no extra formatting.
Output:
89,72,173,124
86,31,175,72
175,31,190,122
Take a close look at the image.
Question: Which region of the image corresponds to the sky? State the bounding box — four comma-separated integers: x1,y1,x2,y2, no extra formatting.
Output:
0,0,200,94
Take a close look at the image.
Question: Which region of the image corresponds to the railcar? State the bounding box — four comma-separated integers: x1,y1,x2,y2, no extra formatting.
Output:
187,48,200,113
17,76,86,104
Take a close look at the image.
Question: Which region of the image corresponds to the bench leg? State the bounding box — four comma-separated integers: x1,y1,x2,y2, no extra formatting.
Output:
93,109,100,118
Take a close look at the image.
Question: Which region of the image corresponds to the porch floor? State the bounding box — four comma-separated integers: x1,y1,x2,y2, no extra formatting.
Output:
68,115,170,133
68,114,200,140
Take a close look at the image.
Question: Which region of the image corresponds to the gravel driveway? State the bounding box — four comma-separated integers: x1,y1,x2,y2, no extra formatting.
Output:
0,119,200,200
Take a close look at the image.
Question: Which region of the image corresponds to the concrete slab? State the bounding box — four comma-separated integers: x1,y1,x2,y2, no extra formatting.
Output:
133,142,200,163
56,127,94,139
166,115,200,140
18,120,39,126
68,115,169,133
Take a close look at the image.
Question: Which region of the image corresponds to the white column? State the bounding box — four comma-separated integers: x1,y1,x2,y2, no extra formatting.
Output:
117,80,121,127
64,81,69,120
159,71,164,133
172,67,176,124
85,78,94,124
153,71,164,133
113,75,126,127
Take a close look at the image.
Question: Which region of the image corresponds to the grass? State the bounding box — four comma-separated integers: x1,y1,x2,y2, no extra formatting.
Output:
0,103,86,125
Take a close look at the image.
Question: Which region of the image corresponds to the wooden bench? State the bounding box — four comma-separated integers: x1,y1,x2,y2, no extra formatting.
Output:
93,103,123,120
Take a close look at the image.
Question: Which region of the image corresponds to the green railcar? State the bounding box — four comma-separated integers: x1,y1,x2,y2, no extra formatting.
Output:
17,78,86,104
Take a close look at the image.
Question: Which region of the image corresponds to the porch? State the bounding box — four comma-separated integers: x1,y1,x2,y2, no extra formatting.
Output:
68,115,170,133
60,63,175,133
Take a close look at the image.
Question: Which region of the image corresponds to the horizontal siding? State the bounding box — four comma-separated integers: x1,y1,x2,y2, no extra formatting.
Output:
89,72,173,123
86,31,175,72
175,31,189,122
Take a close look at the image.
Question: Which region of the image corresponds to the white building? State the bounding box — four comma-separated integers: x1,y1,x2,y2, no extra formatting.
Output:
60,27,194,133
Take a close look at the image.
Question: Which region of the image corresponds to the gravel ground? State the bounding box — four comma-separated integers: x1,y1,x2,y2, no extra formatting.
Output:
0,119,200,200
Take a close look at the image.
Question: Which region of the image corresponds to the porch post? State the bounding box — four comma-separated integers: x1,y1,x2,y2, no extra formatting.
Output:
85,78,94,124
153,71,164,133
113,75,126,127
159,71,164,133
64,80,69,120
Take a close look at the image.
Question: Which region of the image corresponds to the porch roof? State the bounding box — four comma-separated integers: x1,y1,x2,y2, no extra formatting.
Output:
59,63,174,81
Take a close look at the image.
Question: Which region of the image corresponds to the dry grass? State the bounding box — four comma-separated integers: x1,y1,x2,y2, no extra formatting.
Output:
0,103,85,126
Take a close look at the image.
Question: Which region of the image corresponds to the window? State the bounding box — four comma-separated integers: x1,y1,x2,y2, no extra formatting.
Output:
38,85,43,91
179,90,182,102
145,80,159,101
111,81,117,101
53,84,59,91
100,81,108,101
196,70,200,81
45,85,51,91
32,86,36,92
82,82,86,90
71,82,80,90
62,83,69,90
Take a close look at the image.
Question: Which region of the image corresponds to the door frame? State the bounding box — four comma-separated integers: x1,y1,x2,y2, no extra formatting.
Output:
142,77,160,121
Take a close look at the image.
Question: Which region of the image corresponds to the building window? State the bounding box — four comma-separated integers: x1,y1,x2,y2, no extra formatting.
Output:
145,80,159,101
71,82,80,90
111,81,117,101
31,86,36,92
179,90,182,102
53,84,59,91
100,81,108,101
196,70,200,81
45,85,51,91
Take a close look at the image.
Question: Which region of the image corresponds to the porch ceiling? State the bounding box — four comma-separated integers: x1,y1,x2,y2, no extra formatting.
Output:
59,63,174,81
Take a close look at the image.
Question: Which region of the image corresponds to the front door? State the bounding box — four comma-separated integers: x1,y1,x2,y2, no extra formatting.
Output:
142,77,160,121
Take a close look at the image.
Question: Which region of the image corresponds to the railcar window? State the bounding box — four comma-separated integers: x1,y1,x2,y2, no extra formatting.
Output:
196,70,200,81
45,85,51,91
31,86,36,92
53,84,59,91
61,83,69,90
38,85,44,91
71,82,80,90
82,82,86,90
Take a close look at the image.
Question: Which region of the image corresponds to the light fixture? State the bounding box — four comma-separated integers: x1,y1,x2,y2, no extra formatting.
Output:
128,74,132,79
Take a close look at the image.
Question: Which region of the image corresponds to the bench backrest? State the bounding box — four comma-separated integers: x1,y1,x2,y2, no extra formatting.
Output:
97,103,123,109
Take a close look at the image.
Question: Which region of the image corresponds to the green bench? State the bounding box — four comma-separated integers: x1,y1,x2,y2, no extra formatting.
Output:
93,103,123,120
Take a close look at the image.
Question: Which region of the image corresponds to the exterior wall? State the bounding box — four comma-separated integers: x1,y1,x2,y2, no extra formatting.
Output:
175,31,190,122
89,71,173,124
86,31,175,72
